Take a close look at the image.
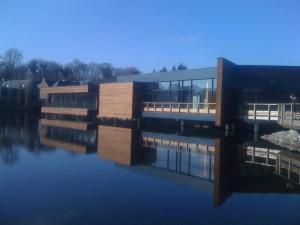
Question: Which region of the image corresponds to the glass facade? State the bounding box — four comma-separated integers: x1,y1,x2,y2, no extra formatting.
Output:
145,78,217,104
44,93,98,109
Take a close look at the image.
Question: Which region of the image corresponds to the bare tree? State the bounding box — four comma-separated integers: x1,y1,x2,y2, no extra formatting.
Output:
87,63,103,81
1,48,23,79
27,59,63,83
65,59,88,81
2,48,23,68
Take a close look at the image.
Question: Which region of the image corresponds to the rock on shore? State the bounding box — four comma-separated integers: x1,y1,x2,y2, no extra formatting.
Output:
261,130,300,151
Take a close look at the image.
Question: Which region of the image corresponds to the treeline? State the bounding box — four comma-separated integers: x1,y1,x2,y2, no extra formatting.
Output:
0,48,188,85
0,48,141,85
155,63,188,73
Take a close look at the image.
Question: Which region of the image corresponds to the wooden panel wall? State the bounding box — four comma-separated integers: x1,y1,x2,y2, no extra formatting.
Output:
98,82,134,119
98,82,145,120
98,125,133,165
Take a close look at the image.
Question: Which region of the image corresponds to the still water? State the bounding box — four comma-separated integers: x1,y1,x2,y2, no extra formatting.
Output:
0,113,300,225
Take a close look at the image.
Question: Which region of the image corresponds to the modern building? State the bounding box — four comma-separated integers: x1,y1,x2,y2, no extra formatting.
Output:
0,79,38,109
40,81,99,126
99,58,300,129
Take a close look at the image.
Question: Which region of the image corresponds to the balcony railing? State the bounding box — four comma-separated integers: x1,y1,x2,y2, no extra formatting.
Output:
244,103,280,121
244,103,300,128
142,102,216,114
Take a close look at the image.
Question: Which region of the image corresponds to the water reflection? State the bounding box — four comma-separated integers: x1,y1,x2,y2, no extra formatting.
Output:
0,114,300,224
0,111,42,164
98,125,142,165
97,124,227,206
241,140,300,188
97,124,300,206
39,119,97,154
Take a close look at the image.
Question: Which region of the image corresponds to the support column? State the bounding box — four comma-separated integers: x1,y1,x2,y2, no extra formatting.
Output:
230,124,235,135
137,118,140,129
253,123,259,141
180,120,184,133
225,124,230,137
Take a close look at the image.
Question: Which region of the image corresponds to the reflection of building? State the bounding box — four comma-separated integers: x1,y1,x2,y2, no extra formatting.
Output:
242,143,300,186
98,125,141,165
207,141,300,206
97,126,300,206
0,112,40,164
142,132,215,181
39,119,97,154
97,125,224,206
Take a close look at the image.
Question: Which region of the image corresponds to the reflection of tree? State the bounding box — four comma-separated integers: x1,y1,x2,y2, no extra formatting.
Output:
0,112,56,165
0,143,20,165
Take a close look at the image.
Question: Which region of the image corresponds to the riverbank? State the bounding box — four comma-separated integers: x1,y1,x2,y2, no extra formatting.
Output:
261,129,300,151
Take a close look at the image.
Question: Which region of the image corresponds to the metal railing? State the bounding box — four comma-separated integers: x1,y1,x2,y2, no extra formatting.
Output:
244,103,300,128
244,103,280,121
278,103,300,127
142,102,216,114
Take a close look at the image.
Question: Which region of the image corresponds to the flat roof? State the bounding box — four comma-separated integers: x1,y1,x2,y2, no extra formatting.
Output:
117,67,217,83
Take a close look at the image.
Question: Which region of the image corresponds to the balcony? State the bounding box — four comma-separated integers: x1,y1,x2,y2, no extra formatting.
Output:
142,102,216,114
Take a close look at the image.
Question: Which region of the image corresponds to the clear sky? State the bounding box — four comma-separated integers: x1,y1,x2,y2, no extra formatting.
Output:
0,0,299,72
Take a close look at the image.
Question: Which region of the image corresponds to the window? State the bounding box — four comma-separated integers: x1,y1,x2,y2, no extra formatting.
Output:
171,81,181,102
145,78,217,104
159,82,170,90
182,80,191,103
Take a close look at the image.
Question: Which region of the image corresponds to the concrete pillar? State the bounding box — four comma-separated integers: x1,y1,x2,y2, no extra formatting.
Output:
230,124,235,135
137,118,140,129
225,124,230,137
253,123,259,142
180,120,184,133
254,123,259,134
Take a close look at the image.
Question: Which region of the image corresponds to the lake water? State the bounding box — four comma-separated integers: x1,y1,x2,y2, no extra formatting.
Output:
0,113,300,225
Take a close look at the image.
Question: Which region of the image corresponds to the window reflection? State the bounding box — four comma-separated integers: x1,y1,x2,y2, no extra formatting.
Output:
145,78,217,104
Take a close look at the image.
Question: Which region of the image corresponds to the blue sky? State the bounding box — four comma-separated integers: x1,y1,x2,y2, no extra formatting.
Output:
0,0,299,72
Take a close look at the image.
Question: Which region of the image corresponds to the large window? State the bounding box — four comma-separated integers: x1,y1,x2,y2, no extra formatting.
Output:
153,82,170,102
171,81,181,102
46,93,98,109
192,79,213,104
145,78,217,104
